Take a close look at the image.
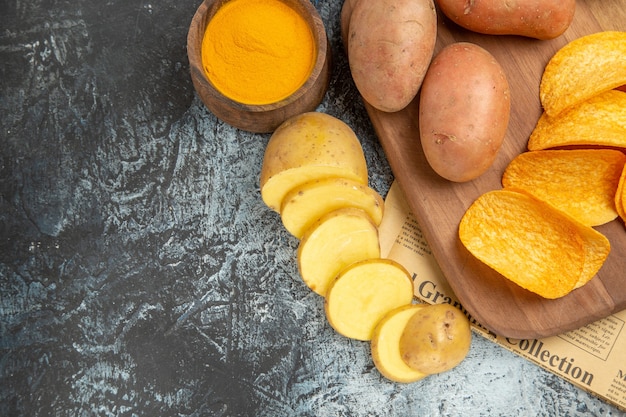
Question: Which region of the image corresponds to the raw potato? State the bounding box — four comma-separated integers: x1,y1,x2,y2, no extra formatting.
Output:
371,304,429,383
435,0,575,40
340,0,359,51
540,31,626,117
281,177,384,239
325,258,414,341
419,42,510,182
347,0,437,112
399,304,471,374
297,208,380,296
260,112,368,212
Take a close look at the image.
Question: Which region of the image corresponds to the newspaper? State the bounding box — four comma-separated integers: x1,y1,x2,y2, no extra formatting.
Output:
379,181,626,411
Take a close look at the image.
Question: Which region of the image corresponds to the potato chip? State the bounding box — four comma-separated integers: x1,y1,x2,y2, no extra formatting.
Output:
459,189,609,299
575,221,612,289
502,149,626,226
540,31,626,117
616,165,626,222
528,89,626,150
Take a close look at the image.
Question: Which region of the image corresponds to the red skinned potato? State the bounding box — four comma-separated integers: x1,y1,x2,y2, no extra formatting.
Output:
435,0,575,40
419,42,510,182
347,0,437,112
340,0,359,51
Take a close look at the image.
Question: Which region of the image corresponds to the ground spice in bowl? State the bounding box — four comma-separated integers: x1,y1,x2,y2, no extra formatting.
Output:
187,0,331,132
201,0,317,105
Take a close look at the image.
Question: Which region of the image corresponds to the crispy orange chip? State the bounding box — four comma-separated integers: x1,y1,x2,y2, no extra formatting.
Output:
540,31,626,117
575,221,612,289
616,165,626,222
502,149,626,226
459,189,610,299
528,89,626,151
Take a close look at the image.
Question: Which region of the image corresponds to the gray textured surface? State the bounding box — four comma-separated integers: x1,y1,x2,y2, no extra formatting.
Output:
1,0,625,416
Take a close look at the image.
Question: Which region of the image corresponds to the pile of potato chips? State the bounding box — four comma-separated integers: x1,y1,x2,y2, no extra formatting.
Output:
460,31,626,299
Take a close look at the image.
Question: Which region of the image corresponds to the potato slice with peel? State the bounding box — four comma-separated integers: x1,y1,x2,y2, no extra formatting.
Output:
371,304,429,383
281,178,384,239
529,89,626,151
297,208,380,296
540,31,626,117
325,258,414,341
260,112,368,212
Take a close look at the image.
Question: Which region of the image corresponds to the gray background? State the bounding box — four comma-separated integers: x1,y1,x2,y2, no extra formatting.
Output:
1,0,625,415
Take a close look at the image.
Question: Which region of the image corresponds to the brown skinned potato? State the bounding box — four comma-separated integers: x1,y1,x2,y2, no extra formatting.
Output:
399,304,471,374
419,42,510,182
260,112,368,211
340,0,359,52
435,0,575,40
347,0,437,112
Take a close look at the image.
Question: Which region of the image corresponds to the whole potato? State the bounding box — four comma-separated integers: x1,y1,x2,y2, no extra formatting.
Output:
347,0,437,112
340,0,359,51
419,42,510,182
399,303,471,374
260,112,368,212
435,0,575,40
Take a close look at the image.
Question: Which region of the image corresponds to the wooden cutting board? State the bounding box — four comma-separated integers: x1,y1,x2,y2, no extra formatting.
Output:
365,0,626,339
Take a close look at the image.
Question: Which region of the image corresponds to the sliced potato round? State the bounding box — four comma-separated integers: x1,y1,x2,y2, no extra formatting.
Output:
281,178,384,239
325,258,414,341
260,112,368,212
371,304,429,383
297,208,380,296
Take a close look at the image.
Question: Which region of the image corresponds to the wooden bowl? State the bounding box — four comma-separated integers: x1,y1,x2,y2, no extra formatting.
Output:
187,0,332,133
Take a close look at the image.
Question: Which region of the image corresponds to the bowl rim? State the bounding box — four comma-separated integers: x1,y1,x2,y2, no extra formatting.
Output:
187,0,329,112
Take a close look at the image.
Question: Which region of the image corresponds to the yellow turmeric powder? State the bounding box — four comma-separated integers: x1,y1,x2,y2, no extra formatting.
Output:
201,0,317,105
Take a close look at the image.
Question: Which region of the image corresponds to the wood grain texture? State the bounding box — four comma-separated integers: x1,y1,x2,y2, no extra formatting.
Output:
366,1,626,339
